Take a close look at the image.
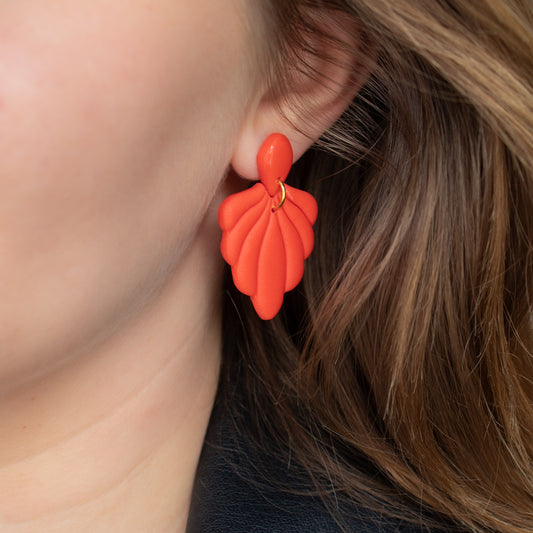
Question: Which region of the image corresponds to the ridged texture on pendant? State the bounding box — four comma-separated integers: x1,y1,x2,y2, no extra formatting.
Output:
218,134,318,320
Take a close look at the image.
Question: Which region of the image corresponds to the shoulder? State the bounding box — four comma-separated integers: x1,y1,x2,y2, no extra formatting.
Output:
186,403,453,533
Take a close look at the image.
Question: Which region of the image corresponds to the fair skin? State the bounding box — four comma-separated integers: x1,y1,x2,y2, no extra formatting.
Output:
0,1,360,531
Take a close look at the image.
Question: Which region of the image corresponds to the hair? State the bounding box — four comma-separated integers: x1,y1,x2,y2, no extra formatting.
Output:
220,1,533,531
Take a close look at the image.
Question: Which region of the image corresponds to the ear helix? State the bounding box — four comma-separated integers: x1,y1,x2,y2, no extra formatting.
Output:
218,133,318,320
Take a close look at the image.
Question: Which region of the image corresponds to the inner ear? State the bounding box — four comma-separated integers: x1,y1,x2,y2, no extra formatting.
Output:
274,24,367,144
231,10,374,181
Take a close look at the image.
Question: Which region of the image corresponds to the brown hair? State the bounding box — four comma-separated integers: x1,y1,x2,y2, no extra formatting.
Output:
221,1,533,531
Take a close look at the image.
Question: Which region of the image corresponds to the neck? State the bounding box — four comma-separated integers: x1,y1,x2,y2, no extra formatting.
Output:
0,224,222,532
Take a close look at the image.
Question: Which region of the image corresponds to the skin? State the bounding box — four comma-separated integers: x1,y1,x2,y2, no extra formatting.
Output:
0,0,361,530
0,1,258,531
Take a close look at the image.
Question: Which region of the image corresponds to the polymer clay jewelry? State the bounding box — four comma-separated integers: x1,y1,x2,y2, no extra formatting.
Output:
218,133,318,320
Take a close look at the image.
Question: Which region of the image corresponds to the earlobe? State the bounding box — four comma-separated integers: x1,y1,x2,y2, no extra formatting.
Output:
231,12,372,181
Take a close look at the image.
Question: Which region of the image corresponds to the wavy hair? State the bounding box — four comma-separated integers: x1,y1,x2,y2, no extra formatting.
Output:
221,1,533,531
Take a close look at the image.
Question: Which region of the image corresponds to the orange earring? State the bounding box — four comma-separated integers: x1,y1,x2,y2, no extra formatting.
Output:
218,133,318,320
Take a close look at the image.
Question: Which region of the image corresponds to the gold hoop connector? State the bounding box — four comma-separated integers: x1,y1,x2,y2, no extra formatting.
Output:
273,180,286,211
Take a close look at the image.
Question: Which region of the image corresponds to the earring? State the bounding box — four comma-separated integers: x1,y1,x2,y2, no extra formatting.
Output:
218,133,318,320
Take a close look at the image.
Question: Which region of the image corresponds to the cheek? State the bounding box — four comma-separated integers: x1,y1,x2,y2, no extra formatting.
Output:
0,2,252,381
0,2,237,228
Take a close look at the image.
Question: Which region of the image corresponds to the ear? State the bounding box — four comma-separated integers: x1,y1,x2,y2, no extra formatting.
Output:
231,11,373,180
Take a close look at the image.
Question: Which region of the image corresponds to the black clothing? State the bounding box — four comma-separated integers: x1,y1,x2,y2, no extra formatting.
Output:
186,402,456,533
